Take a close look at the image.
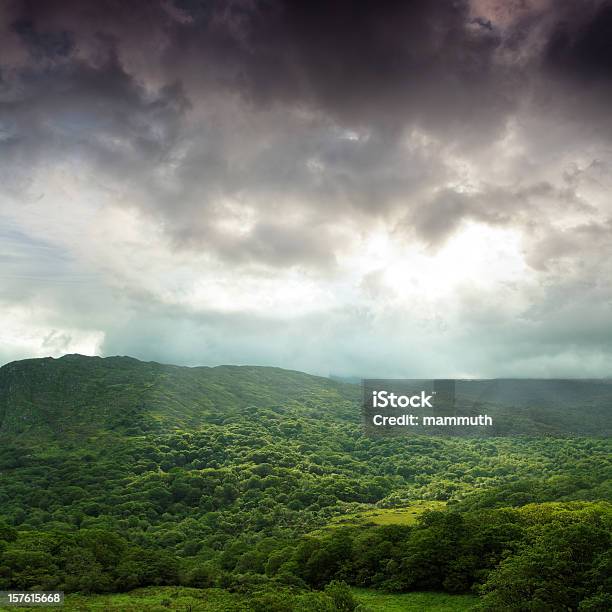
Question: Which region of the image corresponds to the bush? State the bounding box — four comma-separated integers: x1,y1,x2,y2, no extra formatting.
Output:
324,580,357,612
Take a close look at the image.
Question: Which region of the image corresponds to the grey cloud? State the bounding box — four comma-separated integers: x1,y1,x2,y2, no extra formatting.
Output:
1,0,612,376
0,53,187,197
524,218,612,271
173,219,348,269
398,181,586,250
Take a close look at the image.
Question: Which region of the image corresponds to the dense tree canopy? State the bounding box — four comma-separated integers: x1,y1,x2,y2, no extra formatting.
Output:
0,356,610,609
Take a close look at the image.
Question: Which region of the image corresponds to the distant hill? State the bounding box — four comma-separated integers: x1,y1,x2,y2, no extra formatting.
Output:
455,378,612,437
0,354,359,440
2,356,610,441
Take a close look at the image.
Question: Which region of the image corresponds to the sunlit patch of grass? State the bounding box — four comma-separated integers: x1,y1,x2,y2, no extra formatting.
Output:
352,587,478,611
320,500,446,532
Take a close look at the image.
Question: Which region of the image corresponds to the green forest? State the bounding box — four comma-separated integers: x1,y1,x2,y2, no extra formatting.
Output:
0,355,610,611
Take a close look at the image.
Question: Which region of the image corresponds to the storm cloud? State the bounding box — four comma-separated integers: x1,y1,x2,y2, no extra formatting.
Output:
1,0,612,376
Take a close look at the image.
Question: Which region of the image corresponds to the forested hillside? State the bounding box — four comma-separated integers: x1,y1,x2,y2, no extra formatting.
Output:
0,355,610,611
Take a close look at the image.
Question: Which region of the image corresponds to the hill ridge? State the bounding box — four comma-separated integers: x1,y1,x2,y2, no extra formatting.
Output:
0,353,359,439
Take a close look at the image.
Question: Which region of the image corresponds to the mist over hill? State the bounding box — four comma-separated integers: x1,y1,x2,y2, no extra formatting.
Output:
3,355,610,442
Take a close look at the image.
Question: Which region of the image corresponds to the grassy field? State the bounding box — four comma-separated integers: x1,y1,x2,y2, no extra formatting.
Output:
0,587,479,611
0,588,245,612
319,500,446,531
352,588,479,611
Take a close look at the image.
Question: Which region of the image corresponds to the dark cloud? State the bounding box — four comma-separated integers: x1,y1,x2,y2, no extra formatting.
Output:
2,1,610,125
2,0,611,266
2,1,507,134
12,18,74,60
545,1,612,81
235,0,505,128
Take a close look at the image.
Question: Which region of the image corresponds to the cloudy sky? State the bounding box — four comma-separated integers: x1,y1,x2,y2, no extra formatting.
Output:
1,0,612,377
